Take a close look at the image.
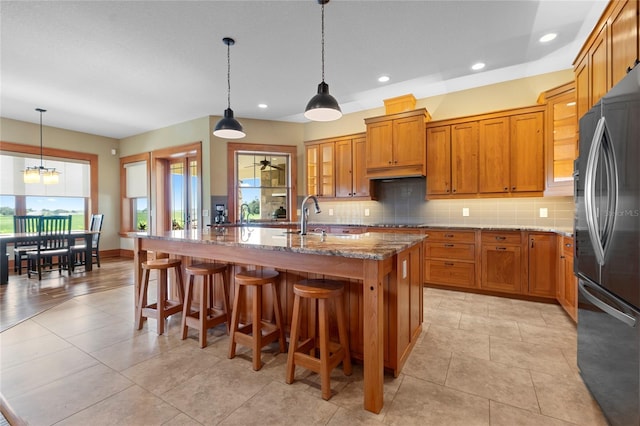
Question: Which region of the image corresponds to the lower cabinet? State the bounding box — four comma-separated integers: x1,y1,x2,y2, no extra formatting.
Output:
556,236,577,321
480,231,523,294
424,230,478,289
526,232,557,298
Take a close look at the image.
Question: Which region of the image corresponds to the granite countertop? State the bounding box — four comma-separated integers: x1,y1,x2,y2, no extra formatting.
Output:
131,227,426,260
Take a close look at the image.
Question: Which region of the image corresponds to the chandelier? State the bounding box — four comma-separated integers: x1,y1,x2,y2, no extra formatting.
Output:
23,108,60,185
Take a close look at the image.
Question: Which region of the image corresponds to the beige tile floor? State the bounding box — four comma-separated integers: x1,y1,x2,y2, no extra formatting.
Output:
0,285,608,425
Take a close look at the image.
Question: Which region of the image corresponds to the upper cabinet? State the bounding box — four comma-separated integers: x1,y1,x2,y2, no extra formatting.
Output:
365,108,430,179
574,0,640,117
305,140,334,198
426,105,545,199
538,82,578,196
305,133,374,200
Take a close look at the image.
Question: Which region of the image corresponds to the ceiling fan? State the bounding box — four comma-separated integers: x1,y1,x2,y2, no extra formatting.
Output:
252,156,284,171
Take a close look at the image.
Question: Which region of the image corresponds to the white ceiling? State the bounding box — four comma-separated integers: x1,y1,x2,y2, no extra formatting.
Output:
0,0,607,140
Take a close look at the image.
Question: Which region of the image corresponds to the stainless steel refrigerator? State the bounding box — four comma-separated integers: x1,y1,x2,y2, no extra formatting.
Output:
576,64,640,426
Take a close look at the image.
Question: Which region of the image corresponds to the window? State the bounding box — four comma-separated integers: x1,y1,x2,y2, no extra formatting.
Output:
120,153,150,233
227,143,297,223
0,142,98,230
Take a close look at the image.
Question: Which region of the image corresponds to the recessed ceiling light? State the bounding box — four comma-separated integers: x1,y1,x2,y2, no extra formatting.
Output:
258,103,268,109
471,62,485,71
539,33,557,43
378,75,390,83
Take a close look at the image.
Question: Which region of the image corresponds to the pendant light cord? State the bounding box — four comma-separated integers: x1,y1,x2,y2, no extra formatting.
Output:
321,2,325,83
37,108,45,169
226,42,231,109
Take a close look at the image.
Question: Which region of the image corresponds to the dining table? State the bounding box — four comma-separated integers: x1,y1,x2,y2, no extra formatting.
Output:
0,230,97,284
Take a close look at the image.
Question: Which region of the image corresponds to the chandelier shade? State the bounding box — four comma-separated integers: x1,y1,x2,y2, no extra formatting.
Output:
23,108,60,184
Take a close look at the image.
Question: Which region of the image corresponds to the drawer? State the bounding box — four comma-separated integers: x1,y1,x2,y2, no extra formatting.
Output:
425,242,475,261
481,231,522,245
563,237,574,257
425,259,475,288
426,230,475,243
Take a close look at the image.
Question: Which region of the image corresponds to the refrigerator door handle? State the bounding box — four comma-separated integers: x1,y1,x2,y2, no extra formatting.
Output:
579,280,636,328
584,116,618,266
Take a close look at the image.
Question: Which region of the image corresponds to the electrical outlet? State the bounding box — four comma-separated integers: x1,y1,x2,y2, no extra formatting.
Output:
462,207,469,217
329,208,334,216
539,207,548,218
364,208,370,217
202,209,209,217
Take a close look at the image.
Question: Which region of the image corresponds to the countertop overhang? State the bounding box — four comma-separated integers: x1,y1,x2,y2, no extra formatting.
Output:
130,227,426,260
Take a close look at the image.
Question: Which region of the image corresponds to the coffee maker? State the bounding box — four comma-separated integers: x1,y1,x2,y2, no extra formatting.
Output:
214,203,226,224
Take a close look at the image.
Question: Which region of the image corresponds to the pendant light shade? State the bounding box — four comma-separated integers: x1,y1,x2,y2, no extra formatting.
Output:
23,108,60,184
213,37,245,139
304,0,342,122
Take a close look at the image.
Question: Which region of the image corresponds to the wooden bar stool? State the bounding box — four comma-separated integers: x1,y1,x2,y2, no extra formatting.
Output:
285,279,352,400
135,258,185,335
181,263,231,348
228,269,286,370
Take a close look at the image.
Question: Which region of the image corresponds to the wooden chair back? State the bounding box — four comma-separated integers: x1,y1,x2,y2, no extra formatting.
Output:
89,214,104,248
38,215,72,250
13,215,40,234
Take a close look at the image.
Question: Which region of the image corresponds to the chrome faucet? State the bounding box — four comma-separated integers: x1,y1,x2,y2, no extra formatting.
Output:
240,203,250,224
300,195,321,235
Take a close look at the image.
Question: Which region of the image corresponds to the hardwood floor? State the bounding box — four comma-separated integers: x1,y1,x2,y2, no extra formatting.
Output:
0,257,134,332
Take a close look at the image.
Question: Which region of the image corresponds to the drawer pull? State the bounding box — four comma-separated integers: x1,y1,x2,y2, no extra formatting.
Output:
495,236,506,240
444,262,454,266
565,243,572,248
496,247,507,250
444,234,454,238
444,244,454,248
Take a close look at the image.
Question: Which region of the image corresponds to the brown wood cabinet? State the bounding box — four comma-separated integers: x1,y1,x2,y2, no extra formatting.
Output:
480,231,523,294
538,82,578,196
365,109,430,179
306,133,374,200
426,122,479,196
557,236,577,321
479,112,544,195
574,0,640,118
305,141,334,198
424,229,478,289
526,232,557,298
425,105,545,199
335,134,373,199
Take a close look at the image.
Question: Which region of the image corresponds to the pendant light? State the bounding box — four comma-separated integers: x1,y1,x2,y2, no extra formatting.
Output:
304,0,342,122
213,37,246,139
23,108,60,184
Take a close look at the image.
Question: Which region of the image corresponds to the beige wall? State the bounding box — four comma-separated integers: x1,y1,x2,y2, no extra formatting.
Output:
0,117,121,252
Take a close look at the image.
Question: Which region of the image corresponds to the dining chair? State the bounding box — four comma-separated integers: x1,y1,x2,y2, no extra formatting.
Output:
13,215,41,274
26,215,72,280
70,213,104,272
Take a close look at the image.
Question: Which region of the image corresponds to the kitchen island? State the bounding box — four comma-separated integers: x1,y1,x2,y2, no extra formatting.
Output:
131,226,426,413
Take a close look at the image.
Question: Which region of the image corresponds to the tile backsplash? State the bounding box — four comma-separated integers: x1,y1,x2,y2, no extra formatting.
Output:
307,177,574,229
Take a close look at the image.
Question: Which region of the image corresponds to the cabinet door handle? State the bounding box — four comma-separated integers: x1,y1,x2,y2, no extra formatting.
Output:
512,186,516,190
560,255,565,259
496,247,507,250
444,244,454,248
531,239,535,248
495,236,506,241
565,243,572,248
452,189,456,193
504,187,508,191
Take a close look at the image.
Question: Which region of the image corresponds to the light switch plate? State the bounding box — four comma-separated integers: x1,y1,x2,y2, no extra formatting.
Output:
539,207,548,218
202,209,209,217
329,208,334,216
364,208,370,217
462,207,469,217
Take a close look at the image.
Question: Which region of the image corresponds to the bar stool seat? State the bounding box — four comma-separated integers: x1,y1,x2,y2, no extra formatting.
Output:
181,262,230,348
285,278,352,400
135,258,184,335
228,269,286,370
